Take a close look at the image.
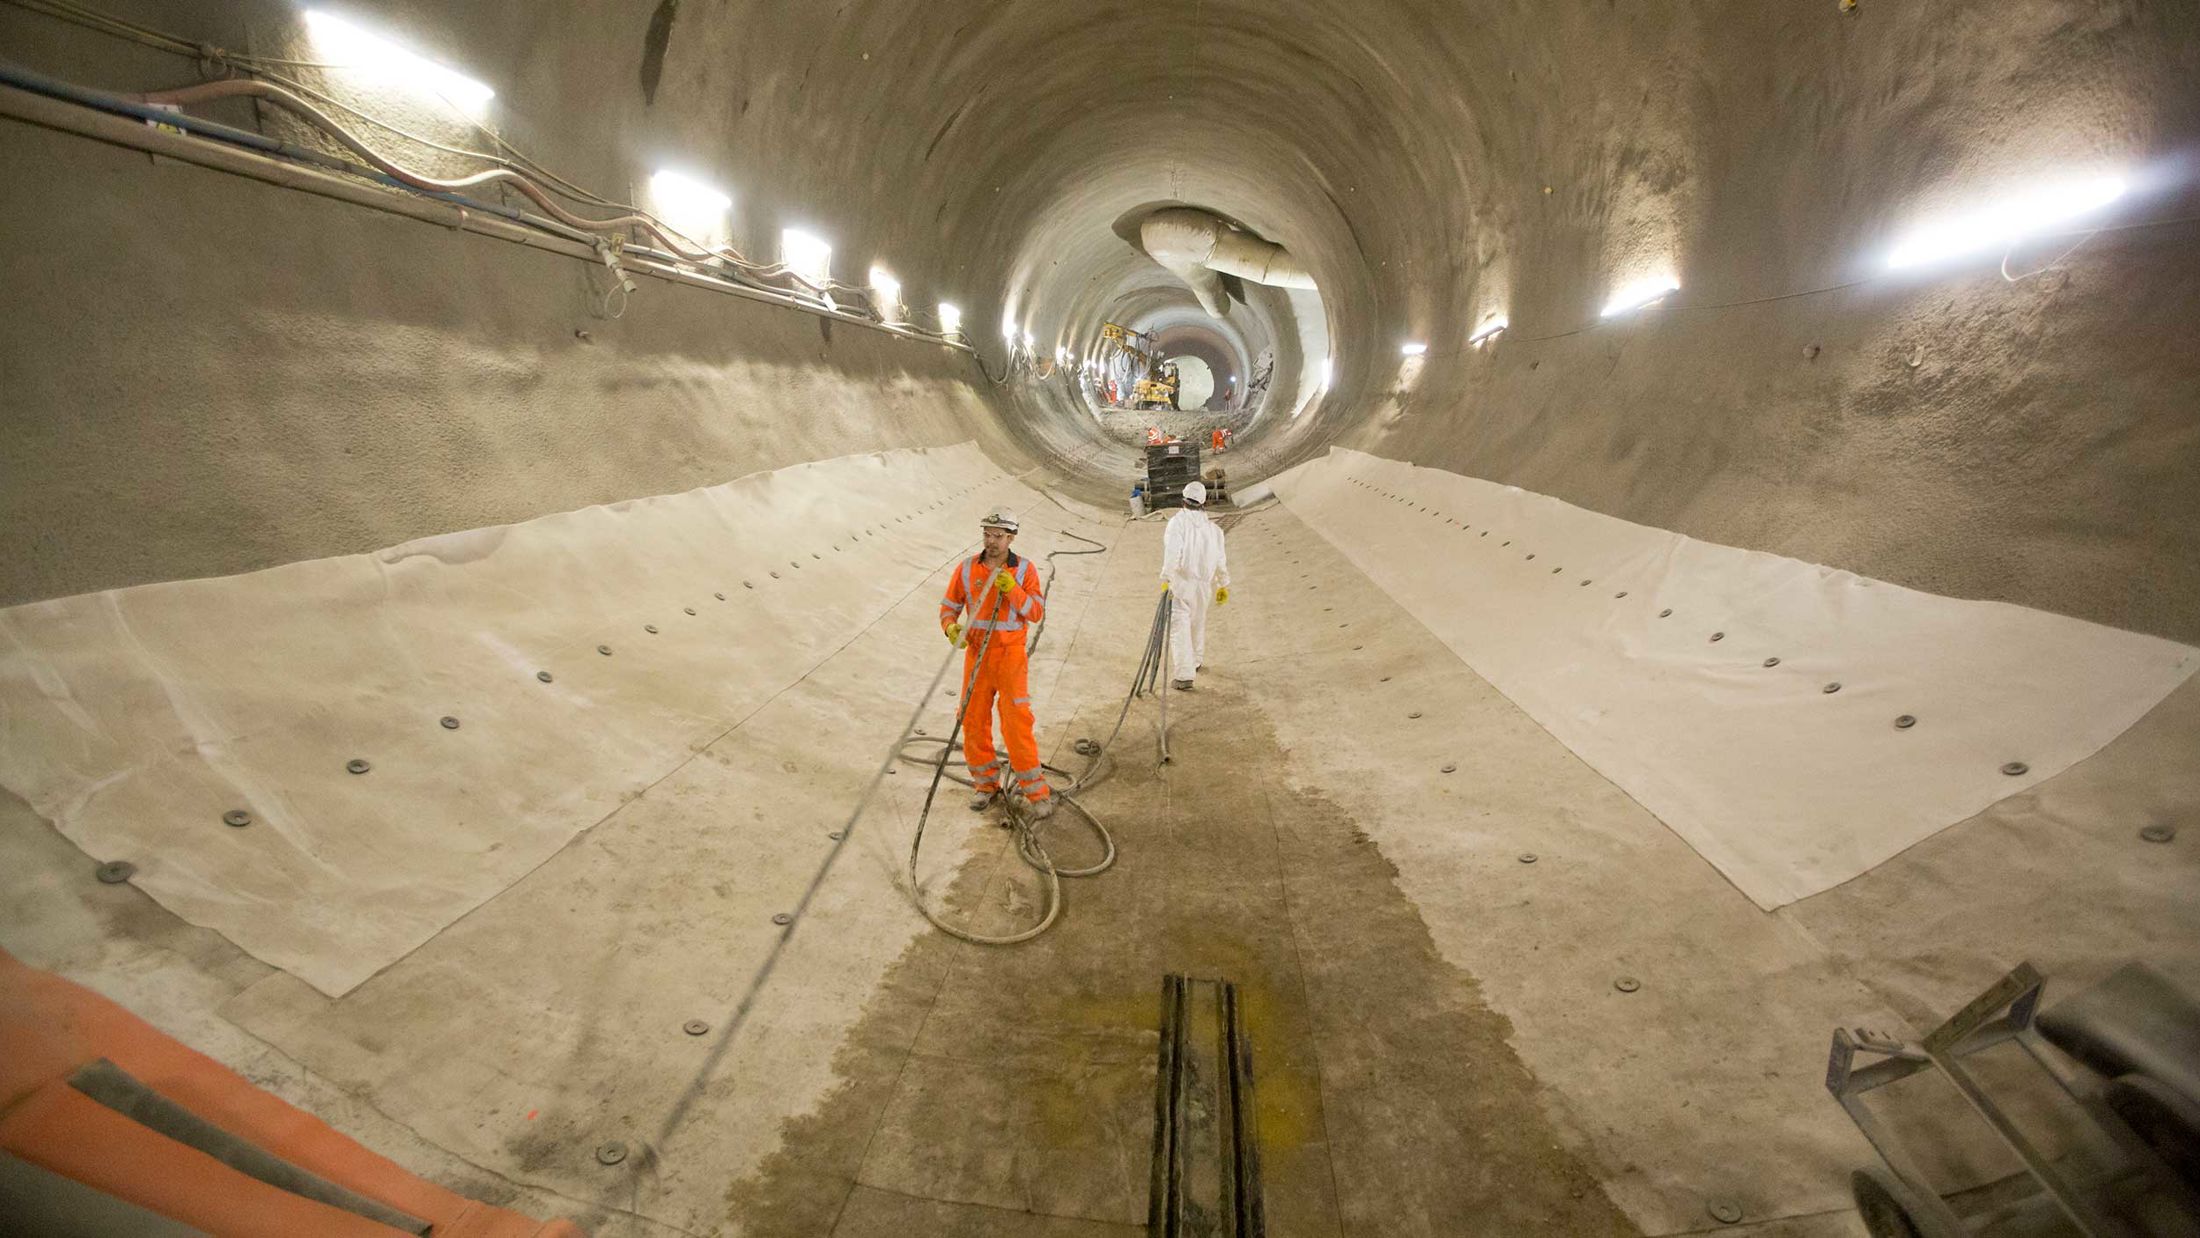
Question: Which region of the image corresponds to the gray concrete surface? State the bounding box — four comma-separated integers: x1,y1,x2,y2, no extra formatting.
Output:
3,1,2198,1235
4,1,2198,635
22,494,2188,1235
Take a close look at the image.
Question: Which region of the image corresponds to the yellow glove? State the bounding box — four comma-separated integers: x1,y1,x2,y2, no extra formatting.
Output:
1160,580,1171,593
1214,586,1229,605
944,622,964,647
994,570,1015,596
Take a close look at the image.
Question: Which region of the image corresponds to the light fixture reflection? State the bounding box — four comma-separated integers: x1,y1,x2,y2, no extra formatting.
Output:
868,265,901,320
1600,275,1680,318
1469,316,1508,346
303,11,494,115
1399,341,1427,357
780,229,833,288
937,302,962,335
1885,173,2126,270
648,169,731,241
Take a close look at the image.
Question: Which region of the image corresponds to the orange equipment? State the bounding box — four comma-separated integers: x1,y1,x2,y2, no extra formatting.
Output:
0,949,582,1238
938,552,1051,804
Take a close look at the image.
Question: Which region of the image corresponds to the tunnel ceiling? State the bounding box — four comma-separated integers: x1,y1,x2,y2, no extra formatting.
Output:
3,0,2195,635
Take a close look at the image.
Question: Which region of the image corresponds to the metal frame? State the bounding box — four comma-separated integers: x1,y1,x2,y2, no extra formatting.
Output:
1827,961,2198,1237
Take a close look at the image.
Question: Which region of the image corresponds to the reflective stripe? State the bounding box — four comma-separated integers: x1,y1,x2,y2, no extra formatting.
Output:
967,618,1024,632
1012,765,1042,780
969,759,1003,774
1012,696,1031,706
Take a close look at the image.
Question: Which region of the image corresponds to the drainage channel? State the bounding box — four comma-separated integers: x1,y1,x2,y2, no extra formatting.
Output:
1148,974,1265,1238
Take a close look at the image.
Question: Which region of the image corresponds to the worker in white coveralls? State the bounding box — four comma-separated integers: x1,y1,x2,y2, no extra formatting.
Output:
1159,480,1230,690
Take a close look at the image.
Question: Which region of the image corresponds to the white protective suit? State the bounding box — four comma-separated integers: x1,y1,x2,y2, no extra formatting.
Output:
1160,506,1230,684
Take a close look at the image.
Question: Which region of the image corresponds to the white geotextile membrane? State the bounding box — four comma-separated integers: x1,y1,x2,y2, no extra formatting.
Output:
0,443,1028,995
1272,448,2197,908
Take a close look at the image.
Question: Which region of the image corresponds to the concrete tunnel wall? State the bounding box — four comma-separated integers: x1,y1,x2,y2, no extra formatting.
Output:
4,4,2200,1233
2,0,2197,631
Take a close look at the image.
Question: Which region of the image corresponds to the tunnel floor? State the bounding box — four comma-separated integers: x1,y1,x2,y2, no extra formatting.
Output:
8,493,2198,1237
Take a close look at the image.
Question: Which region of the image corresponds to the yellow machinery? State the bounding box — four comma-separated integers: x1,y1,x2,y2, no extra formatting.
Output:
1100,324,1180,409
1133,365,1180,410
1099,321,1158,368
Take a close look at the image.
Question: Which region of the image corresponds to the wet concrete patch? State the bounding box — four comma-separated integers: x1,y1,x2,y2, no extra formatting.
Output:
723,594,1639,1235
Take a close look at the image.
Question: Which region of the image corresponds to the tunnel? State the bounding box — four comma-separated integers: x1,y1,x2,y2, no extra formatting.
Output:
2,1,2198,1235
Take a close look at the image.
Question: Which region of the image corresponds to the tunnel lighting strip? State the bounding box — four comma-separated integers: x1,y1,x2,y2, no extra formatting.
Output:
7,2,975,342
869,265,901,319
1885,174,2126,271
1399,341,1427,356
649,168,731,217
1599,276,1681,318
301,9,493,115
1469,317,1508,346
0,70,976,355
780,229,833,289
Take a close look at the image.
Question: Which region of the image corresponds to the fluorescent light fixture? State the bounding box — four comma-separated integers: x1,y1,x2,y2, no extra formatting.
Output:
1469,316,1509,346
1023,331,1036,348
1002,310,1019,341
1600,275,1680,318
1399,341,1427,356
780,228,832,287
648,169,730,241
303,10,493,115
868,265,901,319
937,302,962,335
1885,173,2126,270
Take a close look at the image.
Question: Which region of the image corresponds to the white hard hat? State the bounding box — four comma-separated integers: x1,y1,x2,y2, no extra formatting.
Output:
979,507,1019,532
1182,481,1207,506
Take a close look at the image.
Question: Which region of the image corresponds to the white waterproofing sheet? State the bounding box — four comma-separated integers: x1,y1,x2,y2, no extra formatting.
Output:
1272,448,2198,908
0,444,1050,995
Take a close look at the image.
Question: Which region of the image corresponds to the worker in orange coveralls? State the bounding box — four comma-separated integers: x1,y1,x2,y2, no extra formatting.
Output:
939,508,1055,820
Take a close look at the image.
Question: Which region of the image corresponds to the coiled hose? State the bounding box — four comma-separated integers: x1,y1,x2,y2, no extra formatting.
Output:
903,533,1176,945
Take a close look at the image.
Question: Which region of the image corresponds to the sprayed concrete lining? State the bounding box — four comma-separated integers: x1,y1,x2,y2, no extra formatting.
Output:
2,0,2199,1234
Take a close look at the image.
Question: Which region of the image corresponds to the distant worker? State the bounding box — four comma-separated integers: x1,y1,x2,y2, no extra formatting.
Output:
1210,426,1226,453
1159,481,1230,691
939,509,1054,819
1146,425,1165,446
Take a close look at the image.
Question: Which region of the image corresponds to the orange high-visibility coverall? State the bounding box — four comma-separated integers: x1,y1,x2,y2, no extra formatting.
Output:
939,553,1050,802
